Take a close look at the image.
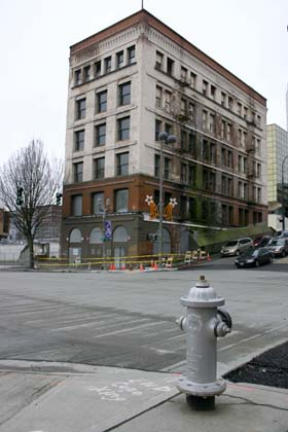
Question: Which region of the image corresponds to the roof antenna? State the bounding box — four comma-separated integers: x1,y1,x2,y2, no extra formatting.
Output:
141,0,144,9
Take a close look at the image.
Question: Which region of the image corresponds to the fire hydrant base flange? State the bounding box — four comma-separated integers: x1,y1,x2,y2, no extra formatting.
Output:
177,377,226,397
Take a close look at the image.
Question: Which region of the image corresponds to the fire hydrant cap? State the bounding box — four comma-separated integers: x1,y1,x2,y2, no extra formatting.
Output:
180,275,225,308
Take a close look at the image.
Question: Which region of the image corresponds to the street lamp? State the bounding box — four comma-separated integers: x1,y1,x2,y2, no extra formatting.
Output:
158,131,177,262
281,155,288,231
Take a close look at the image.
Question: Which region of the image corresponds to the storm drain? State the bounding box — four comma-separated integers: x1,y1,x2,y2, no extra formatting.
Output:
224,341,288,389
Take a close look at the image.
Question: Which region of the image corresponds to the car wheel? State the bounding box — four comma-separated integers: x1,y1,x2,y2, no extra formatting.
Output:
255,260,260,267
235,263,240,268
281,250,285,258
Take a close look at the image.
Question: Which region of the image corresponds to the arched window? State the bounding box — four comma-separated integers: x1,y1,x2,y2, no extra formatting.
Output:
113,226,129,242
89,227,103,244
69,228,82,243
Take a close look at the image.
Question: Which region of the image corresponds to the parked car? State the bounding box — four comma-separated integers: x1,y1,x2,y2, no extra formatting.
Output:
221,237,253,257
253,235,272,248
234,247,273,268
267,238,288,257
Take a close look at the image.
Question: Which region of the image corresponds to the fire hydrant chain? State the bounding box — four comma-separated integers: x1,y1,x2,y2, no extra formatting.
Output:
176,275,232,410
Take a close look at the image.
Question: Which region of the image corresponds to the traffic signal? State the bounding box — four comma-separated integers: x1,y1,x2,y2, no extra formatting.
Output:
56,192,62,206
16,186,23,206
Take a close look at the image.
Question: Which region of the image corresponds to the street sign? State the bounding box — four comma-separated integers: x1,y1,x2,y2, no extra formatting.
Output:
104,220,112,240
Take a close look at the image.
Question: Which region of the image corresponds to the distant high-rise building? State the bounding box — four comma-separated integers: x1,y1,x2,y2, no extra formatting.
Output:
266,124,288,224
62,9,267,261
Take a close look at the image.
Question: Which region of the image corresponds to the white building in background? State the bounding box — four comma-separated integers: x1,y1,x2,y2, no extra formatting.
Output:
62,9,268,260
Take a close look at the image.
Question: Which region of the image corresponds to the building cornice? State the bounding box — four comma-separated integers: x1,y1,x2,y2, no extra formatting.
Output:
70,9,266,106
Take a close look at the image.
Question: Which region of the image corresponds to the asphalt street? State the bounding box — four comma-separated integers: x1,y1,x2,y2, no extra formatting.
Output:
0,256,288,374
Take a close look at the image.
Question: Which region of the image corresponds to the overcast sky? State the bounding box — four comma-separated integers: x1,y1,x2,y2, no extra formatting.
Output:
0,0,287,164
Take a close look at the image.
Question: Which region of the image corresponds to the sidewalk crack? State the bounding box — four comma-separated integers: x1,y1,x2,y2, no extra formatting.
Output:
225,393,288,412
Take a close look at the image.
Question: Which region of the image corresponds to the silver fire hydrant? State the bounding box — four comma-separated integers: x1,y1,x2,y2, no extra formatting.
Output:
176,275,232,410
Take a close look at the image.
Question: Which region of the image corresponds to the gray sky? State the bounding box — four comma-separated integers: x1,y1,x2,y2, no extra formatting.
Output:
0,0,287,164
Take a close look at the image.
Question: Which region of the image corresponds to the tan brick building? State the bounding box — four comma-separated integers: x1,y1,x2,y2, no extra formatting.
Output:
62,9,267,261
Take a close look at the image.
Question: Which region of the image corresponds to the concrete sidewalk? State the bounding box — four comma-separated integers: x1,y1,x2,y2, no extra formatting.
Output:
1,360,288,432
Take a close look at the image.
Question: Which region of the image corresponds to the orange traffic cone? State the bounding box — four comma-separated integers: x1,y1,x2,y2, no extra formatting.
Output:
140,263,144,272
154,261,159,270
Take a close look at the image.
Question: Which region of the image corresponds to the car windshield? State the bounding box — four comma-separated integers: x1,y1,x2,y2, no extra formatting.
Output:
269,239,284,246
241,248,257,257
226,241,237,247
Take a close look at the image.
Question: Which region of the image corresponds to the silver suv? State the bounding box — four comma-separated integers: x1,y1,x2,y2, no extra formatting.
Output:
221,237,253,257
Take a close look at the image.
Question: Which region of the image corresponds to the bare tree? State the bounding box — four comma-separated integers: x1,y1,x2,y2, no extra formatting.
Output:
0,139,62,268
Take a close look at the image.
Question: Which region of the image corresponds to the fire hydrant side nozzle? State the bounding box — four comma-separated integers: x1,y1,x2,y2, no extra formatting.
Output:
176,275,232,411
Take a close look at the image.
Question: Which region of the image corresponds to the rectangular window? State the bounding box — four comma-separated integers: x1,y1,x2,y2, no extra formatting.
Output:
116,51,124,68
237,102,242,116
74,162,84,182
228,96,233,110
127,45,136,64
188,103,195,121
74,69,81,86
202,110,208,130
164,158,171,179
156,51,164,70
180,99,187,116
180,163,187,183
94,157,105,179
227,123,232,141
84,65,91,82
115,189,128,212
71,194,82,216
221,120,226,140
119,82,131,106
154,154,160,177
95,61,101,77
155,119,162,140
167,57,174,75
210,142,216,164
73,162,83,183
180,66,187,80
203,139,209,162
76,98,86,120
243,106,248,119
202,80,208,96
221,92,227,107
181,130,187,151
189,133,197,157
118,117,130,141
189,165,196,186
165,123,173,135
74,129,85,152
104,56,112,73
116,152,129,176
95,123,106,146
190,72,197,88
209,113,215,133
156,86,162,108
189,197,196,219
92,192,104,214
97,90,107,113
164,90,171,111
210,85,216,99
